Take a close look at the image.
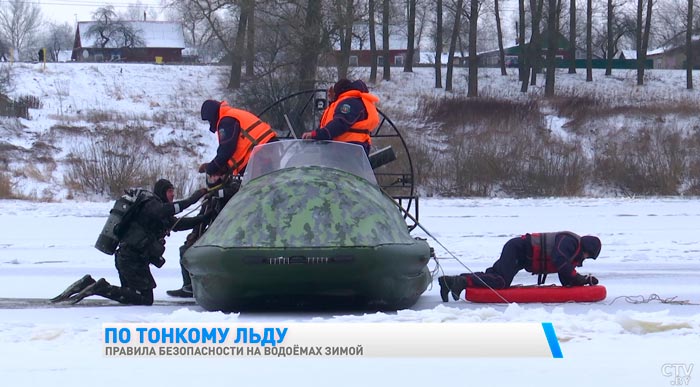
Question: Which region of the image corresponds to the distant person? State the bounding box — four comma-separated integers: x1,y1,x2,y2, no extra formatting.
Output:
51,179,211,305
301,78,380,155
166,100,277,297
438,232,602,302
38,48,44,62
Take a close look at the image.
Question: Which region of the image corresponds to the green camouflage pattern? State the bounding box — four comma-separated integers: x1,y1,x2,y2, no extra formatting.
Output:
194,166,416,248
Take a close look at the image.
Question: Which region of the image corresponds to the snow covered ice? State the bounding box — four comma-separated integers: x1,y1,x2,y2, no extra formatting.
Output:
0,197,698,386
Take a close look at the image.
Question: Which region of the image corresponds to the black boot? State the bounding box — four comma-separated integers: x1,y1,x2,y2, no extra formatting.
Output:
50,274,96,303
166,285,193,298
68,278,110,304
438,275,467,302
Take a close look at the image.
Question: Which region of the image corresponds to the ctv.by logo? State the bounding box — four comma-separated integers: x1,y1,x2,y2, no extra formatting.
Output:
662,363,694,385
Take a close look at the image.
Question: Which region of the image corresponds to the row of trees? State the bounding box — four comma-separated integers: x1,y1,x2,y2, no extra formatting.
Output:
0,0,74,62
158,0,700,99
0,0,157,62
2,0,698,93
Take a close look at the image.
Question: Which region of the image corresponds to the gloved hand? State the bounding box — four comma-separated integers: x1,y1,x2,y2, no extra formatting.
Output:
188,188,208,202
573,273,599,286
198,163,209,173
150,256,166,268
202,207,217,223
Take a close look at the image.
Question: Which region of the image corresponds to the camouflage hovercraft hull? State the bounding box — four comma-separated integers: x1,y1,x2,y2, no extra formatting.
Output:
183,142,431,312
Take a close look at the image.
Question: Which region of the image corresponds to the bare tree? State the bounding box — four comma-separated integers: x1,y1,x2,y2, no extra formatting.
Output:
599,0,631,75
369,0,378,83
43,22,74,61
446,0,464,92
382,0,391,80
87,6,144,49
606,0,614,75
251,0,328,92
522,0,544,92
185,1,245,89
415,0,430,50
467,0,479,96
545,0,562,96
636,0,643,84
586,0,592,81
228,0,251,89
435,0,443,88
494,0,507,75
518,0,526,82
165,0,221,63
568,0,577,73
335,0,355,78
0,0,41,60
404,0,417,72
298,0,324,91
531,0,545,87
636,0,654,85
687,0,693,89
245,1,255,77
654,0,693,46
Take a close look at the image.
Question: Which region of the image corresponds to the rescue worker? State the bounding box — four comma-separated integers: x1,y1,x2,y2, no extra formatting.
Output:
51,179,211,305
438,232,602,302
167,100,277,297
301,78,380,154
166,175,240,297
197,99,277,179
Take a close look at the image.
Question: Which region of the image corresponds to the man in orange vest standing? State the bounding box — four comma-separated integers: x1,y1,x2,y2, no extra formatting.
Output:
438,232,602,302
167,100,277,298
301,79,379,155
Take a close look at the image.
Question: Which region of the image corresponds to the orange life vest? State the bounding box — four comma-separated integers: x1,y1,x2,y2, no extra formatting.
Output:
217,102,276,175
319,90,380,144
525,231,582,274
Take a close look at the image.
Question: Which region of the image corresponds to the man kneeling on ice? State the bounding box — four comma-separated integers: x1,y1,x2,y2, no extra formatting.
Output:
438,232,602,302
51,179,211,305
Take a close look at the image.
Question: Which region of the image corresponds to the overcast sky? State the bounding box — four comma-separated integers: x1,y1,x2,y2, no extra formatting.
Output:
36,0,165,25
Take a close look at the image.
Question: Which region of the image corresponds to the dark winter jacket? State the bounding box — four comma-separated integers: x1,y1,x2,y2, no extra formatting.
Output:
206,102,276,176
207,116,242,175
118,194,209,261
311,80,379,154
522,232,585,285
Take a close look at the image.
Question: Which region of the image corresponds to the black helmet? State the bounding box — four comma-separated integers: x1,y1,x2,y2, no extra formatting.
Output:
581,236,602,259
201,99,221,133
153,178,174,202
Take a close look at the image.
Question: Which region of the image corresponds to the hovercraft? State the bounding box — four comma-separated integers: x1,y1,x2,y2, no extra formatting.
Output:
183,140,432,311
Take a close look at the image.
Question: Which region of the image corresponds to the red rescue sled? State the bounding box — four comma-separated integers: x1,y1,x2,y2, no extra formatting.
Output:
465,285,607,303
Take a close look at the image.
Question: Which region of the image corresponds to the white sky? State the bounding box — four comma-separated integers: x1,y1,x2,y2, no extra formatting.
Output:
35,0,166,25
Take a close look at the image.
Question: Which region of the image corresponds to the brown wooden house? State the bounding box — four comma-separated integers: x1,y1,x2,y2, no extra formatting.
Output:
71,21,185,63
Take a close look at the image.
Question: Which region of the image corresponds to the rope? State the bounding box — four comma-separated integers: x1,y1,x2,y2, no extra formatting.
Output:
168,201,203,232
606,294,698,306
168,183,227,232
381,189,512,304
